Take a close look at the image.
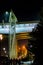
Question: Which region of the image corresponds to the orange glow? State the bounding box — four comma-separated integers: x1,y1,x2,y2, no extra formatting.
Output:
19,47,20,50
17,45,27,59
22,45,25,49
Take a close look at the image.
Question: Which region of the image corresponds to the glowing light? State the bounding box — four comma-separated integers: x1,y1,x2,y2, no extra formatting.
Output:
5,11,8,15
0,34,3,40
17,45,27,59
4,51,6,53
3,48,6,50
22,45,25,49
19,48,20,50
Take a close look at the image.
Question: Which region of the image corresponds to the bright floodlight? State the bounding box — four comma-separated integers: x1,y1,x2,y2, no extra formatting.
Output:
5,11,8,15
0,34,3,40
3,48,6,50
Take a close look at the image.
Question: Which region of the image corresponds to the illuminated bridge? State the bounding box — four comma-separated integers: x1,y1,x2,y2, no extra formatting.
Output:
0,21,39,34
0,21,39,60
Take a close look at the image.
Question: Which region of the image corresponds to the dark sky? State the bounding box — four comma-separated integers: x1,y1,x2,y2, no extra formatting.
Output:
0,0,43,22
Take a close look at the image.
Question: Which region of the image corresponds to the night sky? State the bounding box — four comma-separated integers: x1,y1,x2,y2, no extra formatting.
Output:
0,0,43,22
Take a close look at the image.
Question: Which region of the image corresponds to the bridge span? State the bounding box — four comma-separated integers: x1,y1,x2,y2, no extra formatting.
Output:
0,23,38,34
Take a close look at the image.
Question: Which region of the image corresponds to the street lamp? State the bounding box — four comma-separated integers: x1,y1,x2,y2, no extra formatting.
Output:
3,11,9,22
5,11,9,15
3,48,6,50
0,34,3,40
0,34,3,56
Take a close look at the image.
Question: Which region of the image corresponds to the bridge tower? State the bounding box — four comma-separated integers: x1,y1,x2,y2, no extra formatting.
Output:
9,10,18,59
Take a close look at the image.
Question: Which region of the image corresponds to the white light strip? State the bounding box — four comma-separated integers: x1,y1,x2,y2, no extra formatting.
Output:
0,23,38,34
